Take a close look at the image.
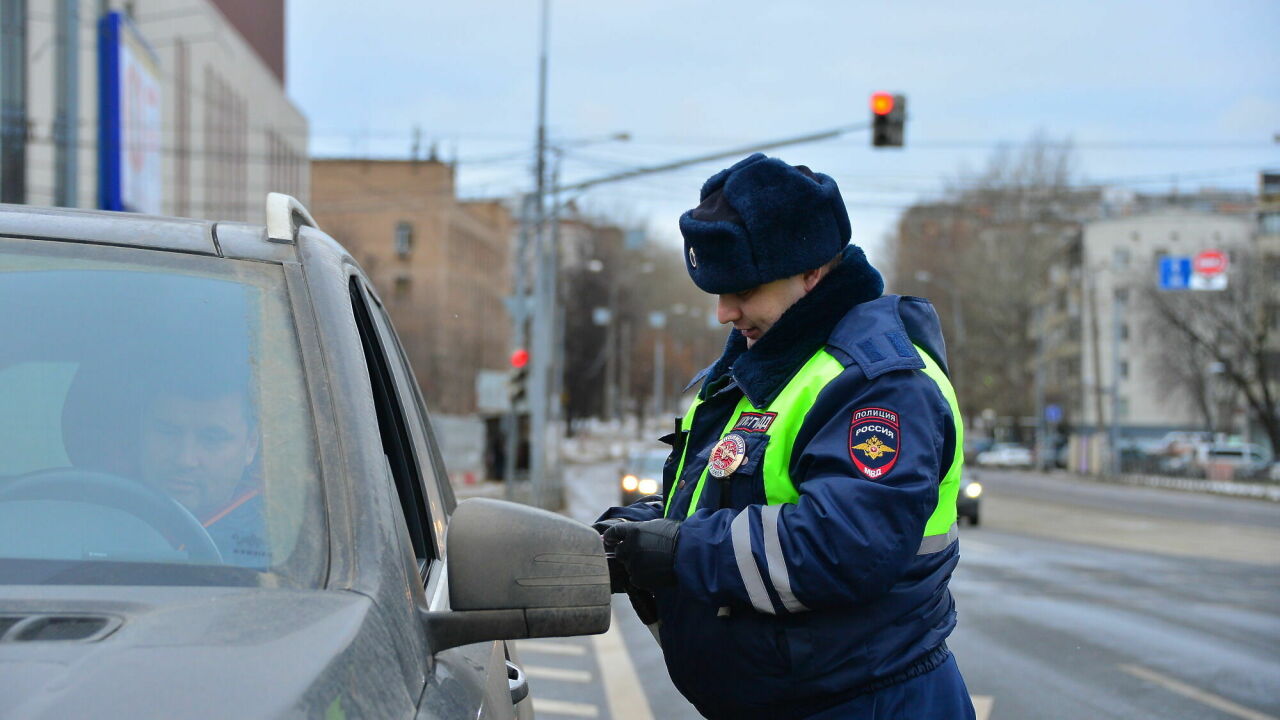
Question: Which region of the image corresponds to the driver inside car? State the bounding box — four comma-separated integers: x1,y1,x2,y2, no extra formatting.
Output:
136,380,268,568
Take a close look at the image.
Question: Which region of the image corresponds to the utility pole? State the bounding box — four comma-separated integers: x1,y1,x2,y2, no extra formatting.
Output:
1,0,28,204
525,0,560,509
54,0,79,207
1108,286,1123,475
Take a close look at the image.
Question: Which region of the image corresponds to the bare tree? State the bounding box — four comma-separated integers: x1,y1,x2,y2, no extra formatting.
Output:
1138,255,1280,454
888,132,1092,438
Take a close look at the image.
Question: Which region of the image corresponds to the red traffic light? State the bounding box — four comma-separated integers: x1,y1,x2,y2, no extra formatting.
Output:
510,348,529,369
870,92,895,116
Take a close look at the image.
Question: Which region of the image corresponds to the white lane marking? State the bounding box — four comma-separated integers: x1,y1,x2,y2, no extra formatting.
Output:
532,698,600,718
525,665,593,683
519,640,588,656
972,694,994,720
591,609,656,720
1120,664,1278,720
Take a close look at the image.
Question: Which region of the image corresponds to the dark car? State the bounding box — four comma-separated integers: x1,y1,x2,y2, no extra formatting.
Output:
957,473,983,526
0,198,610,719
619,449,668,505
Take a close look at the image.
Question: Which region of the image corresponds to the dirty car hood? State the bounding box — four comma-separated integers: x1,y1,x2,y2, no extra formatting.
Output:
0,585,377,720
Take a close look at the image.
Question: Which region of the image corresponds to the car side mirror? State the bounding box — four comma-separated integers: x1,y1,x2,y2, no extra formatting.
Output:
421,498,610,653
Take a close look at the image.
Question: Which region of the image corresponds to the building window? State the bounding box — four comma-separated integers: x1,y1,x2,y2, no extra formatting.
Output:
1117,397,1129,420
1120,360,1129,379
1113,248,1131,269
1114,287,1129,304
1170,231,1179,243
1119,323,1129,341
395,221,413,257
1261,212,1280,235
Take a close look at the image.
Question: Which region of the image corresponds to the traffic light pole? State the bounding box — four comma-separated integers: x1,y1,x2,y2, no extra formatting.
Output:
511,98,893,509
554,122,871,195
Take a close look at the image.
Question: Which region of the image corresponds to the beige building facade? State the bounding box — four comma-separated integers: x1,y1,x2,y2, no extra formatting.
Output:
309,158,514,419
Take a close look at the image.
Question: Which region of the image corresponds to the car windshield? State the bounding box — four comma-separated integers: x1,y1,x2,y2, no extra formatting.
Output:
0,237,324,588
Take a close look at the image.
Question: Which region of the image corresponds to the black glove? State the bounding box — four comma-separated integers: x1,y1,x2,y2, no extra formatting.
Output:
625,584,660,625
603,518,681,590
592,517,630,536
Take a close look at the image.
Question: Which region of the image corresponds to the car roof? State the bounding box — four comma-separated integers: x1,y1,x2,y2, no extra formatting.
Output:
0,204,300,264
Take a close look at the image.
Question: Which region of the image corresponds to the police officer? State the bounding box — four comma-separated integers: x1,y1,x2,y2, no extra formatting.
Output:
596,153,976,719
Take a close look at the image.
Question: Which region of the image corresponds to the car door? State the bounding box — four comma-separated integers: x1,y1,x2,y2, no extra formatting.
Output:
351,277,527,720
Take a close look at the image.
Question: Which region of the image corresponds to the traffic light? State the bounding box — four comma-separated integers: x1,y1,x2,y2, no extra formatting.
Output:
508,348,529,408
871,92,906,148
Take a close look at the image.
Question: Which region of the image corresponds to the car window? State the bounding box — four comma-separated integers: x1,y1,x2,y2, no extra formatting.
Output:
365,293,455,518
0,237,325,588
349,278,435,569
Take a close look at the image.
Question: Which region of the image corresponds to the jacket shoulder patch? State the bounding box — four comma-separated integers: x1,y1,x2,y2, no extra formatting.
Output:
848,407,900,480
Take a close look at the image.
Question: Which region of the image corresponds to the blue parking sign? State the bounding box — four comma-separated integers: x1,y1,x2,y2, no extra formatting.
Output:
1158,257,1192,290
1045,404,1062,423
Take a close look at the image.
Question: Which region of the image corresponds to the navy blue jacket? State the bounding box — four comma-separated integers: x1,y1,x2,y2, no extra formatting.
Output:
600,252,963,719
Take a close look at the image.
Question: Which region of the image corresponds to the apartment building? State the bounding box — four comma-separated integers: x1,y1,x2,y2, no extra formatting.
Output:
2,0,306,220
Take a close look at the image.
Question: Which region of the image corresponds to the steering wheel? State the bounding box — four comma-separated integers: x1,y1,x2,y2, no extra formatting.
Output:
0,468,223,564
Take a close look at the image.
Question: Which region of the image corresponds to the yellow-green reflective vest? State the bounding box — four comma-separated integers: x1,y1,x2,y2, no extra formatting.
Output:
666,344,963,549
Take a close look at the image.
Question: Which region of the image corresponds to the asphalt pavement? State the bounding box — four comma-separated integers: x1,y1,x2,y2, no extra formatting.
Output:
509,463,1280,720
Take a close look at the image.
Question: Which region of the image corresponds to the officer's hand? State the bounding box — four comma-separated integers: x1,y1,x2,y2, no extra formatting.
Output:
603,518,680,590
592,517,629,541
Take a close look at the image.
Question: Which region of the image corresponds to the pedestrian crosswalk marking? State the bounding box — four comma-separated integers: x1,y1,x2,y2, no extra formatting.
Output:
972,695,994,720
592,609,656,720
532,698,600,718
519,640,588,656
526,665,593,683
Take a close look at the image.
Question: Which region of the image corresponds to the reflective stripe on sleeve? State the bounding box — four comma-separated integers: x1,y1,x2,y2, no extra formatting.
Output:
760,504,809,614
730,508,776,615
916,522,959,555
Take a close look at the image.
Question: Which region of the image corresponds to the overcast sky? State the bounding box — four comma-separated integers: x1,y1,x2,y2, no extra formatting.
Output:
287,0,1280,264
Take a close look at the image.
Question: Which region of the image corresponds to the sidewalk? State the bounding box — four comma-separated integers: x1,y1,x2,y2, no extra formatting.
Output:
1085,471,1280,503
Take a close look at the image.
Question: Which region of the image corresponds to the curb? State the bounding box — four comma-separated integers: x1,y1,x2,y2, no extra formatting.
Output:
1079,472,1280,502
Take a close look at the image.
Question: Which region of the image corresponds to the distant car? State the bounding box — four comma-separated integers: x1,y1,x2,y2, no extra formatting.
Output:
0,199,609,719
957,474,982,526
1195,443,1271,479
976,443,1034,468
619,449,668,505
964,438,994,463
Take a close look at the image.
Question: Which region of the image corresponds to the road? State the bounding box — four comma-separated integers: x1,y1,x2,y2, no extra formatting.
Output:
516,463,1280,720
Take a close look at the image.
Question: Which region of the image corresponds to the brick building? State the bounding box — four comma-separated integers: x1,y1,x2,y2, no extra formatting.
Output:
309,158,514,419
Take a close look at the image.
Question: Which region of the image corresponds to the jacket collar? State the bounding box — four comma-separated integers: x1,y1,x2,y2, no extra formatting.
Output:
702,245,883,407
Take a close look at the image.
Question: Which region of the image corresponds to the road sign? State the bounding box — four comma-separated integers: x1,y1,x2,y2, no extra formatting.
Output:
1193,249,1227,276
1189,248,1228,290
1158,257,1192,290
1045,404,1063,424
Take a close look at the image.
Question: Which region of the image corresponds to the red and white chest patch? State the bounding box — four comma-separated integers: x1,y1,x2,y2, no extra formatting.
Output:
848,407,900,480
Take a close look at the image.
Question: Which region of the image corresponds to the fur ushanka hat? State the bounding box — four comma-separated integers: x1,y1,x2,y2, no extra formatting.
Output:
678,153,852,294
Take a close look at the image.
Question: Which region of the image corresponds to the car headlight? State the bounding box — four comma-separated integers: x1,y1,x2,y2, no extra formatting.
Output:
638,478,659,496
964,482,983,499
622,474,639,492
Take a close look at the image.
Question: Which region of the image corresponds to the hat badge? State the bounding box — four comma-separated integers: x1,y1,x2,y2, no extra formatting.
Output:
688,247,697,268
